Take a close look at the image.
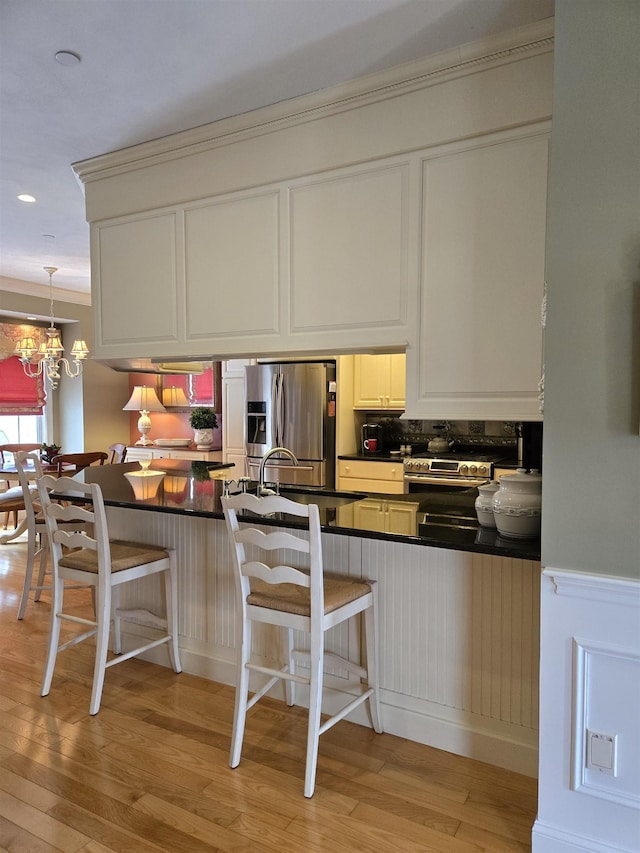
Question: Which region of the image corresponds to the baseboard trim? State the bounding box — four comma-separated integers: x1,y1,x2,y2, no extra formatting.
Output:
532,819,638,853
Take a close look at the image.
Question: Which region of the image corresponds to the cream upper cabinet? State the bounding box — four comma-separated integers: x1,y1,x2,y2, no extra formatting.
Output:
353,354,405,410
89,163,411,362
405,129,549,422
93,212,181,355
288,165,409,351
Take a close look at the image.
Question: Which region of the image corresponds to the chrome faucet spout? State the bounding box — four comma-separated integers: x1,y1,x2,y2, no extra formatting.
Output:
258,446,299,496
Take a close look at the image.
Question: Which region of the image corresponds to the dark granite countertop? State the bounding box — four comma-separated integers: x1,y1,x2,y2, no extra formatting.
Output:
75,459,540,562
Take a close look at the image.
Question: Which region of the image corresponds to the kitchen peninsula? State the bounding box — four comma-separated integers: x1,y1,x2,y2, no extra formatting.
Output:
79,460,541,778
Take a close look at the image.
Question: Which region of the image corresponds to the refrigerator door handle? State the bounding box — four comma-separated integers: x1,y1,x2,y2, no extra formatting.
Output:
270,371,279,447
275,370,284,446
279,372,287,447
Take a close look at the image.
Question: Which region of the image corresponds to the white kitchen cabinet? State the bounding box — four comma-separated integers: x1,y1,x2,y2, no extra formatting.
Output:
405,128,549,421
222,359,249,476
353,498,419,535
337,458,404,494
93,211,180,356
90,163,411,362
289,164,409,348
126,446,221,462
353,354,406,410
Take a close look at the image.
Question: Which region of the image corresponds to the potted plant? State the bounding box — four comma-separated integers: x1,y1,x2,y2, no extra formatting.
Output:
189,407,218,450
41,443,61,463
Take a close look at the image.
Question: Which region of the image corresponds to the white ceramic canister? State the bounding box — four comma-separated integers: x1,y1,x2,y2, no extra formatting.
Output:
491,468,542,539
474,481,500,527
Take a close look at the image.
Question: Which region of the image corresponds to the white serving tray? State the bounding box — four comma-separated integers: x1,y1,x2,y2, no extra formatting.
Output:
153,438,192,447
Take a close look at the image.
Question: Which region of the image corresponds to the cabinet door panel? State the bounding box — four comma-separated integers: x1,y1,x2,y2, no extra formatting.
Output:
413,133,548,419
353,355,386,408
184,192,279,340
222,375,246,455
96,213,179,349
290,165,408,333
388,353,406,409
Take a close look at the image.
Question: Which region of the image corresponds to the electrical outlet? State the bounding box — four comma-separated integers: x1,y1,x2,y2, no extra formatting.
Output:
586,730,618,776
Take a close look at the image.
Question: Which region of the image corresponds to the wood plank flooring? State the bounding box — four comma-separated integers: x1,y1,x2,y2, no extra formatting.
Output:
0,530,537,851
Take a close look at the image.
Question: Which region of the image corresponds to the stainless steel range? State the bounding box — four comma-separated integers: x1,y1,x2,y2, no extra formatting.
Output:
403,449,505,492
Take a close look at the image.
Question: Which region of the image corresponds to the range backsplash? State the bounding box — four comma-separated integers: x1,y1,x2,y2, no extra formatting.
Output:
363,416,521,450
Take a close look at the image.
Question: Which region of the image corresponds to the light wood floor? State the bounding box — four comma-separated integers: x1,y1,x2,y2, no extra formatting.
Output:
0,530,537,852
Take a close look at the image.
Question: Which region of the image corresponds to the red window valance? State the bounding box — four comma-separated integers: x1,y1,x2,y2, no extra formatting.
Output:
0,355,46,414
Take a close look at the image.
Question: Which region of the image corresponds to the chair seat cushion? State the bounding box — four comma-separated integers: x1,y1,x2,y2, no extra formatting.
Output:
59,539,170,574
248,576,371,616
0,484,36,505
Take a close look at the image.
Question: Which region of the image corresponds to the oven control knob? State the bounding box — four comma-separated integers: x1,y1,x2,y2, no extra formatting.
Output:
469,465,478,474
460,464,468,474
405,460,415,470
478,465,488,475
421,461,430,471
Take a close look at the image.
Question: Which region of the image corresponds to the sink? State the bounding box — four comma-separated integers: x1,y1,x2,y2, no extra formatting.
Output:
279,487,365,508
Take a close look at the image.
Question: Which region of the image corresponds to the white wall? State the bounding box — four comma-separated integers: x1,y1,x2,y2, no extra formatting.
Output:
534,3,640,851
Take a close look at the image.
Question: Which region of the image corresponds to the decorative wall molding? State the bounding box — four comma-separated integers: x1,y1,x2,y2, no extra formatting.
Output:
572,637,640,810
73,19,554,183
543,568,640,607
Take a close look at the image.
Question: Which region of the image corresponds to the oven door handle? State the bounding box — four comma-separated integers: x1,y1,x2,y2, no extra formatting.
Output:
404,475,490,488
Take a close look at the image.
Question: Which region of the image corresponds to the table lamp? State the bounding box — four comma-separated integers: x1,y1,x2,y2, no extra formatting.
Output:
162,386,190,408
123,386,166,446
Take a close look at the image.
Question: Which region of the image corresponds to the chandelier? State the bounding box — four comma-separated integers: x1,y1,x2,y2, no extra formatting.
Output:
15,266,89,389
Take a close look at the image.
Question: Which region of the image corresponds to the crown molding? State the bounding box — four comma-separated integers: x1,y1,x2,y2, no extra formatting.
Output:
73,18,554,184
0,278,92,309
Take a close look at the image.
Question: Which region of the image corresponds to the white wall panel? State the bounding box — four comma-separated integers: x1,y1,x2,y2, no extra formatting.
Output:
106,507,540,775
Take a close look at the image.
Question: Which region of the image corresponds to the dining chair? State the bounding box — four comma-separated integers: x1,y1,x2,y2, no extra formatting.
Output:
36,474,182,715
222,492,382,798
50,451,108,476
108,443,127,464
13,451,93,620
0,443,41,529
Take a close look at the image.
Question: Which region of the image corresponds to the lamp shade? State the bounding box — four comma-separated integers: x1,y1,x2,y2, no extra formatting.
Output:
123,386,166,413
162,386,190,407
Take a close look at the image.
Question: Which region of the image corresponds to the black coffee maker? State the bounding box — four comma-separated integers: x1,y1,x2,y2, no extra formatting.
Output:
361,423,382,455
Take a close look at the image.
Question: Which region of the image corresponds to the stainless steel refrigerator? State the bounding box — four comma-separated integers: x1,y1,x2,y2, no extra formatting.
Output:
245,361,336,488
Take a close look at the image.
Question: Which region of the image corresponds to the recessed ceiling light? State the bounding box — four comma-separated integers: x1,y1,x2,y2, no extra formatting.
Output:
17,194,36,203
55,50,81,66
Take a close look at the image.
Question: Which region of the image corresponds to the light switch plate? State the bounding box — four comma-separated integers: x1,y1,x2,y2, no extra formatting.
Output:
587,730,618,776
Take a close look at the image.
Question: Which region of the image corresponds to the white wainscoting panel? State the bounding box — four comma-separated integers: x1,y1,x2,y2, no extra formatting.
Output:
533,569,640,853
107,507,541,776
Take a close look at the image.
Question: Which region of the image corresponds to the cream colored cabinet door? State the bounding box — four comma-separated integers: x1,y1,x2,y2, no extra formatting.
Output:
289,164,410,354
406,130,549,421
93,212,180,359
387,354,407,409
353,354,406,410
222,374,246,471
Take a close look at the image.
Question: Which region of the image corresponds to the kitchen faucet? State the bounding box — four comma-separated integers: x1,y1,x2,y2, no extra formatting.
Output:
258,446,299,496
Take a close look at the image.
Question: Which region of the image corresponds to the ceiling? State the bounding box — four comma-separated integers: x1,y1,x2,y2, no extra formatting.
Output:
0,0,553,300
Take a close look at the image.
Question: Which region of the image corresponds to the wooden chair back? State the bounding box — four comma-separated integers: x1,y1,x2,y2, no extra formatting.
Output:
50,451,108,476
